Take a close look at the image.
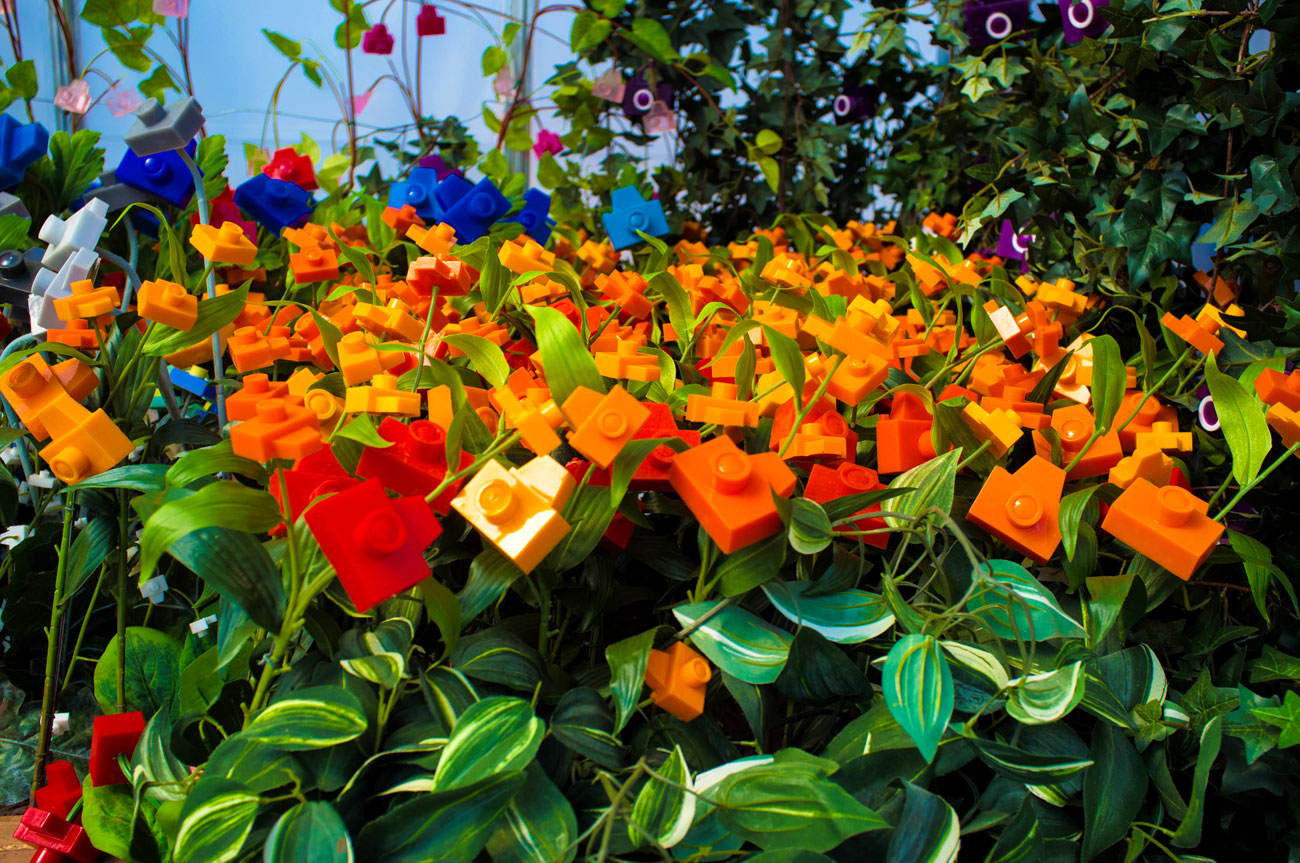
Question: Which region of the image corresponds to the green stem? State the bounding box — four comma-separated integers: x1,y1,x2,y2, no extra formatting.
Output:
424,431,521,505
115,491,129,714
1213,443,1300,522
33,490,76,797
956,439,992,470
778,354,843,458
60,561,108,691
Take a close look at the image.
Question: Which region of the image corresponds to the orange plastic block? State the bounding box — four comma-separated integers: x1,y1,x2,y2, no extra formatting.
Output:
595,271,653,320
137,279,197,331
53,280,120,322
1108,444,1174,489
923,212,958,238
966,455,1065,564
1115,390,1178,451
1032,403,1123,480
382,204,425,238
1134,421,1192,454
1254,368,1300,411
498,237,555,275
353,299,425,342
227,325,287,373
563,385,651,470
1266,403,1300,450
52,359,98,402
190,221,257,265
407,255,473,296
38,404,133,484
290,246,340,283
1101,479,1223,580
667,435,796,553
226,373,290,421
1195,302,1246,338
824,355,889,406
336,331,405,386
644,642,711,721
230,399,323,462
685,382,760,428
876,393,937,474
344,374,422,416
45,320,100,350
1161,311,1223,356
408,221,457,255
595,339,659,382
961,402,1024,457
492,386,563,454
1,359,72,441
451,456,573,574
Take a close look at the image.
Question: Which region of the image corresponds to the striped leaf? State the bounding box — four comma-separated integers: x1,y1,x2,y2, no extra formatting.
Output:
1081,723,1147,861
715,763,887,851
174,779,260,863
968,560,1085,641
605,629,656,733
763,581,895,644
243,686,367,750
486,765,578,863
672,602,793,684
882,634,952,762
885,449,958,528
264,801,353,862
432,697,544,791
885,782,960,863
971,736,1093,784
629,745,694,848
1006,663,1085,725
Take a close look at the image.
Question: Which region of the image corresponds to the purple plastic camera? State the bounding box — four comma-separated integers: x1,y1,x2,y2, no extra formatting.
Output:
832,85,879,125
965,0,1032,49
996,219,1033,263
1060,0,1110,43
623,77,674,119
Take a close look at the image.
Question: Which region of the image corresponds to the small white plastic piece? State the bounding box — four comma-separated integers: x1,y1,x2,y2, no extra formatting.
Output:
189,614,218,636
51,712,70,736
27,470,56,489
39,198,109,270
34,246,100,332
139,574,168,604
988,305,1021,342
0,525,29,549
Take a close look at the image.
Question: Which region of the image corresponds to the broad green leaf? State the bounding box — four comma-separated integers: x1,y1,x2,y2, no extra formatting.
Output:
93,626,181,715
968,560,1085,641
718,533,787,596
441,333,510,389
672,602,793,684
526,304,604,405
606,629,656,733
774,628,871,702
715,764,887,851
788,498,833,554
485,765,577,863
65,515,116,598
1253,689,1300,747
885,449,958,528
244,686,367,750
175,779,260,863
458,546,524,621
264,801,354,862
167,441,268,488
1170,717,1223,847
341,618,413,689
1058,486,1101,562
971,736,1093,784
433,697,544,791
139,481,281,579
142,282,249,356
81,780,134,859
168,526,285,632
1006,663,1085,724
1248,645,1300,683
1087,335,1126,434
885,782,960,863
1081,723,1147,861
450,629,543,692
985,798,1043,862
356,771,525,863
1202,198,1260,248
882,634,953,762
629,745,693,848
1205,352,1271,486
628,18,677,62
762,581,894,643
550,686,621,770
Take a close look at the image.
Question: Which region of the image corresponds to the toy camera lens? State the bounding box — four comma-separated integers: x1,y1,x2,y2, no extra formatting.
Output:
985,11,1013,38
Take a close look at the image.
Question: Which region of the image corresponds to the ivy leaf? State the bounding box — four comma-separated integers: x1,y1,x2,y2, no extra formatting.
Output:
570,11,611,53
628,18,677,63
1202,198,1260,248
1253,689,1300,748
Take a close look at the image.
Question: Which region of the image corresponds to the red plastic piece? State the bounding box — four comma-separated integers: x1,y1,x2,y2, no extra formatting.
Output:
356,417,474,514
34,761,81,820
803,462,888,549
875,392,936,474
270,445,359,534
303,478,442,612
13,808,97,863
667,435,797,554
89,711,145,786
261,147,318,191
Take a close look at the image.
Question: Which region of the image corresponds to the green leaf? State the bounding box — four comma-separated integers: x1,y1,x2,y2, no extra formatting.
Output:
717,533,787,596
885,782,960,863
606,629,656,733
1006,663,1085,724
265,801,353,863
1081,723,1147,861
22,130,104,214
441,334,510,389
885,449,958,528
1205,352,1271,486
167,441,268,488
5,60,36,99
341,618,413,689
1170,717,1223,847
1202,198,1260,248
243,685,368,750
142,283,249,356
357,771,525,863
65,515,117,598
262,28,301,59
174,779,260,863
485,765,578,863
550,687,621,769
526,304,604,405
1248,645,1300,683
1229,530,1281,624
1087,335,1126,434
968,560,1085,641
1253,689,1300,747
451,629,543,692
716,763,887,851
788,498,833,554
81,780,134,859
482,46,509,77
628,18,677,62
775,628,871,702
434,697,545,791
629,745,692,847
971,736,1093,784
762,581,894,643
672,602,792,684
882,634,953,762
1058,486,1100,562
93,626,181,715
139,482,281,579
570,11,611,52
179,647,222,716
168,526,285,632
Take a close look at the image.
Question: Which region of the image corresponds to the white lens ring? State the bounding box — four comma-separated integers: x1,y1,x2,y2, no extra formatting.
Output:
833,94,852,116
1068,1,1095,28
1198,396,1220,432
633,88,654,111
985,11,1013,38
1011,232,1030,255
